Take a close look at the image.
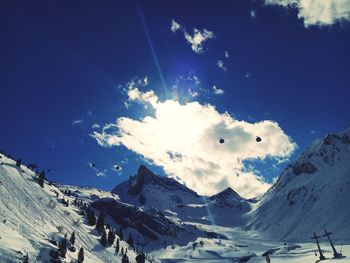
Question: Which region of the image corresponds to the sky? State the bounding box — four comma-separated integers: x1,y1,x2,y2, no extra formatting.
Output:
0,0,349,198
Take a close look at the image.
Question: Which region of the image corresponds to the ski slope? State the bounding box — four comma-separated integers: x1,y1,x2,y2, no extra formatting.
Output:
0,153,137,262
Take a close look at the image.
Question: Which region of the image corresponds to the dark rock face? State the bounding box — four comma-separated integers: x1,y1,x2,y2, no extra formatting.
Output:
113,165,199,197
91,198,181,241
292,162,317,175
324,133,350,145
210,187,241,201
209,187,250,211
127,166,149,196
286,186,308,205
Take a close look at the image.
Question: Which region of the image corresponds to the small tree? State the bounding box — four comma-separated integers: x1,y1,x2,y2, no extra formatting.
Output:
136,252,146,263
108,229,115,246
119,226,124,241
122,252,130,263
58,237,67,258
121,247,124,255
115,238,120,254
78,247,84,262
70,231,76,245
23,253,29,263
49,249,60,262
95,211,105,233
100,228,107,247
87,208,96,226
16,158,22,168
127,233,134,248
38,171,45,187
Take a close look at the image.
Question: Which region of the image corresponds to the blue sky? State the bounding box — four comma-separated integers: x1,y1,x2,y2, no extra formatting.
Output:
0,1,349,196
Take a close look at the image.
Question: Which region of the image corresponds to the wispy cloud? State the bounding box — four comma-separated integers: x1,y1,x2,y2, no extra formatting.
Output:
72,119,83,126
213,85,225,95
92,89,296,198
217,60,227,72
171,18,182,32
250,9,256,18
184,28,215,53
265,0,350,27
224,51,229,58
171,19,215,54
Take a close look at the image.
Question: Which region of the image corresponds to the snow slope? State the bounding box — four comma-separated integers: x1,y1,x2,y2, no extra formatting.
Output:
246,129,350,242
1,128,350,262
0,154,138,262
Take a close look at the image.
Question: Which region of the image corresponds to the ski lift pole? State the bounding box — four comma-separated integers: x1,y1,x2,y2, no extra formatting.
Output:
311,232,326,260
322,229,342,258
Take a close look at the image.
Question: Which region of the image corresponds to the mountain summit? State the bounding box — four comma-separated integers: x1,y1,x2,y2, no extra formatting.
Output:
112,165,200,210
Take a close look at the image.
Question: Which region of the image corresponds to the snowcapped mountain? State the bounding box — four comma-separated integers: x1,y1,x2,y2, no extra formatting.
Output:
209,187,250,210
0,154,222,262
112,165,252,227
1,128,350,262
245,128,350,242
112,165,202,210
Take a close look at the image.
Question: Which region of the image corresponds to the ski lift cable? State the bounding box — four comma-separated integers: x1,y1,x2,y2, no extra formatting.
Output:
32,159,122,173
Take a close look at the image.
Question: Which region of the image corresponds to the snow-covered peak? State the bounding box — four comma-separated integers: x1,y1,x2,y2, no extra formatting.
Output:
246,128,350,241
112,165,201,210
210,187,243,201
114,165,198,197
294,128,350,168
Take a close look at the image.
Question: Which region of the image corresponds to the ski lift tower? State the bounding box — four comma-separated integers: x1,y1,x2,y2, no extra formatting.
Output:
322,229,343,259
311,232,326,261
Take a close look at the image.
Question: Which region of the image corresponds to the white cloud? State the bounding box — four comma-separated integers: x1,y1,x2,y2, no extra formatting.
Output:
170,19,215,54
171,19,182,32
72,120,83,126
127,87,158,107
188,88,199,98
225,51,229,58
213,85,225,95
265,0,350,27
250,9,256,18
217,60,227,72
245,72,251,78
184,28,215,53
92,123,100,129
92,89,296,198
